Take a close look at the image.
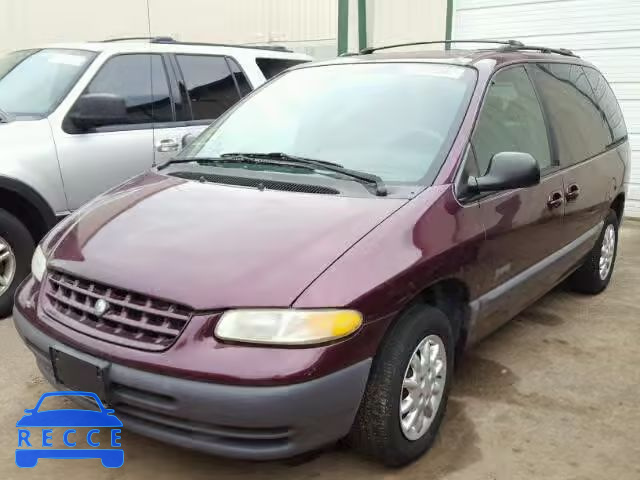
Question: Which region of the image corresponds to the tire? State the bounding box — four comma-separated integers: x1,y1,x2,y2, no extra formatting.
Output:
0,209,34,318
347,304,454,467
568,209,618,295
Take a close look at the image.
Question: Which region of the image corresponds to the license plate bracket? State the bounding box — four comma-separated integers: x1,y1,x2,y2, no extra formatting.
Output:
50,347,109,401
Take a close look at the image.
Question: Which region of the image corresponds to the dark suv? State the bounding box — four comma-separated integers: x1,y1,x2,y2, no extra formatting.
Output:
13,40,629,467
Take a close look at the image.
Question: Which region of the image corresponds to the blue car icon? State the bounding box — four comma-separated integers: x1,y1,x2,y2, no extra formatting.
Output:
16,391,123,468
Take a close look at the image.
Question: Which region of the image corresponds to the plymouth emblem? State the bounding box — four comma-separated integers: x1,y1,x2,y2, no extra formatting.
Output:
94,299,109,317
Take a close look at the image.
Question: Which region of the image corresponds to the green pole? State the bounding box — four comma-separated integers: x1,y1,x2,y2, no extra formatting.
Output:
338,0,349,55
445,0,454,50
358,0,367,51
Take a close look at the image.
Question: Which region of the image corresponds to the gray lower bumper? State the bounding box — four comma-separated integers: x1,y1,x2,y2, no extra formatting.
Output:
13,309,372,460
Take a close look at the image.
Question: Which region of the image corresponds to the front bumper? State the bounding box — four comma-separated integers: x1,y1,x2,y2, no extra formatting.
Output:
14,308,371,460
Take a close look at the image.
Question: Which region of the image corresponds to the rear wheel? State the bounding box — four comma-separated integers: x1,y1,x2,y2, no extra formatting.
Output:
347,305,454,467
0,209,34,317
568,210,618,294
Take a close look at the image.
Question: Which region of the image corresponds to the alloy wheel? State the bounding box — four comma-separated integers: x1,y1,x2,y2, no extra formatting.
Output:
599,224,616,280
0,236,16,296
399,334,447,441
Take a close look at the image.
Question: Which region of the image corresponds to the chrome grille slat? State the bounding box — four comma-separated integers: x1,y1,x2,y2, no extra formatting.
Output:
45,290,182,337
48,275,189,320
43,270,193,351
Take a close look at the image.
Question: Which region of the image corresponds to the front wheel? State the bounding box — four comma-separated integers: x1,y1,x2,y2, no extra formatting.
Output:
568,210,618,294
347,305,454,467
0,209,35,318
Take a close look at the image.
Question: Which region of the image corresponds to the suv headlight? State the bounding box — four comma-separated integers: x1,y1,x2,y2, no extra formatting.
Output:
31,246,46,282
215,309,363,346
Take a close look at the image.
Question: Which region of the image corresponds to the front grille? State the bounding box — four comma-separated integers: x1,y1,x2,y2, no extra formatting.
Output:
171,171,340,195
42,270,192,351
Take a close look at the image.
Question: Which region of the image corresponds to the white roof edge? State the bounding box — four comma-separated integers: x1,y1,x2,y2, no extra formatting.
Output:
25,41,312,60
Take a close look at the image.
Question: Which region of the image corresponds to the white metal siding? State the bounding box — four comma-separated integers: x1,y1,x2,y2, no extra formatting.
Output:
0,0,340,59
454,0,640,217
369,0,446,48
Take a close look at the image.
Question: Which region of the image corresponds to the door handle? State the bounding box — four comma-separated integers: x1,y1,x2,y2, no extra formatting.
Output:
565,183,580,201
547,191,564,210
156,138,180,153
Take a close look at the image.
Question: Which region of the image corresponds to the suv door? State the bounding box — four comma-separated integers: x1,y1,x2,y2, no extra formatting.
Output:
152,54,249,165
52,53,173,209
528,63,627,243
467,65,565,340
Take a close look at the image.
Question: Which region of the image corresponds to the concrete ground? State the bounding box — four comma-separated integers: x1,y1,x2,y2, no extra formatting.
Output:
1,223,639,480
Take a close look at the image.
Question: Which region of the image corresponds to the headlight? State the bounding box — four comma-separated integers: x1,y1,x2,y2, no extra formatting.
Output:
215,309,363,346
31,246,46,282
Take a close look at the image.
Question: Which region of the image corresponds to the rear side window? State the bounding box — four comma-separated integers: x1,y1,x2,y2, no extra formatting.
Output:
84,54,172,125
175,55,241,120
226,57,251,97
256,58,308,80
472,66,551,175
583,67,627,144
528,63,611,166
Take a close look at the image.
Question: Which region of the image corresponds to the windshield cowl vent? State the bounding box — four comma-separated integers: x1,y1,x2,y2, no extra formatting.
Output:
171,171,340,195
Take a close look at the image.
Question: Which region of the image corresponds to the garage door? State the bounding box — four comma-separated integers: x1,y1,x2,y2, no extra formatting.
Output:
454,0,640,217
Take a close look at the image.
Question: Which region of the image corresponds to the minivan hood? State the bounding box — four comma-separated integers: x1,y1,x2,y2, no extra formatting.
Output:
48,172,406,310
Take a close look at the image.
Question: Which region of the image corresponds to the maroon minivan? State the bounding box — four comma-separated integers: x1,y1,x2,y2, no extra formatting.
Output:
14,40,629,466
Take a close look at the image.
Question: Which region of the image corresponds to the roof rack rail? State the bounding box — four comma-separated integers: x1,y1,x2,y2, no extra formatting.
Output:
497,44,577,57
359,39,524,54
359,39,577,58
100,36,293,52
159,40,292,52
101,36,176,43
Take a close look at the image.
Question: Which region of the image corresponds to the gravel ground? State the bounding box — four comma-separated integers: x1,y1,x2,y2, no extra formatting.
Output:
1,222,639,480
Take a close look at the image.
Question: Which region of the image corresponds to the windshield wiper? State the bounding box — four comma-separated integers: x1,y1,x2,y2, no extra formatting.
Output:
156,155,315,172
223,152,344,169
221,152,387,196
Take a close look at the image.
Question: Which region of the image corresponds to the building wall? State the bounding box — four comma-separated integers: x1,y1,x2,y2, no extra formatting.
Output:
0,0,149,53
0,0,447,58
368,0,446,49
0,0,340,57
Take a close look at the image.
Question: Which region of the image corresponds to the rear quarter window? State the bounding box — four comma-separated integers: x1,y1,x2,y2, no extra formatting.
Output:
226,57,252,97
583,67,628,144
256,58,309,80
176,54,241,121
528,63,612,167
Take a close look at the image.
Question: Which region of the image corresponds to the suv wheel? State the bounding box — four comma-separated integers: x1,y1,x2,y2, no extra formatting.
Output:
568,209,618,294
347,305,453,467
0,209,34,317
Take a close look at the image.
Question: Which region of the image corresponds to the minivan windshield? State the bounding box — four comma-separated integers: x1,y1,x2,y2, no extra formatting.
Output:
180,63,476,183
0,48,96,118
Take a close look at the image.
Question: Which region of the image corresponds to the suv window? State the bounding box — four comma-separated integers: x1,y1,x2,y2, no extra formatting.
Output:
472,66,551,175
256,58,308,80
175,55,241,120
83,54,172,125
528,63,611,166
227,57,251,97
583,67,627,144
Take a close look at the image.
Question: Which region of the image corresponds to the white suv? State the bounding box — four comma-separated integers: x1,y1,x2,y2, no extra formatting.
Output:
0,37,311,315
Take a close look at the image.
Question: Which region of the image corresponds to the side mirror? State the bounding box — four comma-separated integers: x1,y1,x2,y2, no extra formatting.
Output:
470,152,541,193
181,133,196,149
69,93,127,130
